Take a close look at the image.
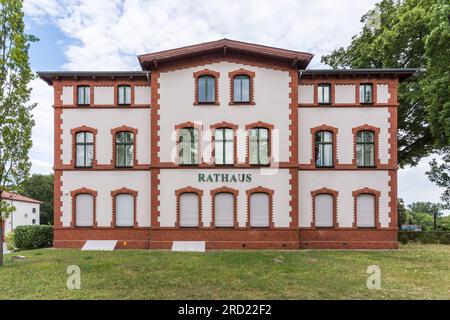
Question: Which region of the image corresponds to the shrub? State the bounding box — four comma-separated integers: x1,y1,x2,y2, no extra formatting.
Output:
398,233,409,244
398,231,450,244
5,232,15,251
13,225,53,251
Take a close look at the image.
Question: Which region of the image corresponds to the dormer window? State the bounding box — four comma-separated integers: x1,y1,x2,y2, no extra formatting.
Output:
318,84,331,104
77,85,90,105
118,85,131,105
198,75,216,103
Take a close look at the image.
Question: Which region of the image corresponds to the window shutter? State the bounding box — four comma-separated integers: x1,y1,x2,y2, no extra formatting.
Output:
357,194,375,227
75,194,93,227
116,194,134,227
315,194,333,227
180,193,199,227
250,193,270,227
215,193,234,227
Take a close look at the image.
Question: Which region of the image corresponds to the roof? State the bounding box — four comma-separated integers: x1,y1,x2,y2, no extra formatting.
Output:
138,38,314,70
1,191,43,204
37,71,149,85
300,68,417,81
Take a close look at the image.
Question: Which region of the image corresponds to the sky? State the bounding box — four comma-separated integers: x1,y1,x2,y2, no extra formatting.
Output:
22,0,447,209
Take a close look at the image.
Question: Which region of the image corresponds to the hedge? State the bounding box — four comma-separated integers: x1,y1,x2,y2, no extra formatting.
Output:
13,225,53,251
398,231,450,245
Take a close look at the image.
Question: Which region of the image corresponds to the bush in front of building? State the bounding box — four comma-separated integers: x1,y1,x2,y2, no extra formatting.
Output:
398,231,450,244
13,225,53,251
5,232,15,251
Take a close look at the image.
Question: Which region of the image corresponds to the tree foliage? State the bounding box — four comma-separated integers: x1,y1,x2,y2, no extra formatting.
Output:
321,0,450,167
426,150,450,208
0,0,37,265
22,174,54,225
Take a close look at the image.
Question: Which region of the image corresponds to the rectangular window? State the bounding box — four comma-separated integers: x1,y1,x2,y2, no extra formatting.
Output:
115,132,134,167
357,194,375,228
356,131,375,167
214,193,234,227
179,128,199,165
315,194,334,227
198,76,215,103
215,128,234,165
250,193,270,228
115,194,134,227
233,75,250,102
359,83,373,104
317,84,331,104
32,219,36,225
179,193,199,227
118,85,131,105
32,208,36,213
249,128,270,165
76,132,94,167
75,194,94,227
77,86,90,105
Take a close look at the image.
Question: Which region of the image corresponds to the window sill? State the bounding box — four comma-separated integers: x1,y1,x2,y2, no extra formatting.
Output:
229,101,255,106
194,102,220,106
318,102,332,106
356,165,377,169
360,102,374,105
315,166,335,169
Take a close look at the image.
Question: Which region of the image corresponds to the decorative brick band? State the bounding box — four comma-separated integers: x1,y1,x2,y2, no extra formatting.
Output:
310,187,339,228
210,186,239,228
228,68,255,105
175,186,204,228
110,187,138,228
245,186,275,229
193,69,220,105
70,187,98,228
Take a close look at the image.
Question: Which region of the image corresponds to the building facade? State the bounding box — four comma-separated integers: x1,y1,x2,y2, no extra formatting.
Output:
39,39,415,249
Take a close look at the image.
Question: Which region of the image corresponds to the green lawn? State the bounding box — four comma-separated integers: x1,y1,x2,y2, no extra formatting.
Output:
1,244,449,299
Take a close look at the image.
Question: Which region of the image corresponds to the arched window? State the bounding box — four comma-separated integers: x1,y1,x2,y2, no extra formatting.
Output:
215,128,234,165
315,194,334,227
214,192,234,227
249,127,270,165
118,85,131,105
198,75,216,103
249,192,270,228
75,194,94,227
179,128,199,165
115,194,134,227
115,131,134,167
356,130,375,167
356,194,375,228
233,75,250,102
77,85,90,105
315,131,333,167
179,193,200,227
75,132,94,167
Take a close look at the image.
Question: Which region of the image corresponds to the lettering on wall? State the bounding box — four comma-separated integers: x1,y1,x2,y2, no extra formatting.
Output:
198,173,252,183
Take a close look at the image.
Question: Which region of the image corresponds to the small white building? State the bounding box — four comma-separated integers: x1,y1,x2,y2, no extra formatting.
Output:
2,192,42,237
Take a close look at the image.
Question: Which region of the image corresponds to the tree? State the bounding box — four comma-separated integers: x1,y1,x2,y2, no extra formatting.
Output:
22,174,54,225
321,1,450,188
408,201,444,230
426,149,450,209
0,0,37,266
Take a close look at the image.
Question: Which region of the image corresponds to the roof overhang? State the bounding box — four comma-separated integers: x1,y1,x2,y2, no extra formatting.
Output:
299,68,417,81
138,38,314,71
37,71,150,85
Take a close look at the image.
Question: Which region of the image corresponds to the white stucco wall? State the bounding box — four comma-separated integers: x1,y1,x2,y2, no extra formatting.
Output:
158,169,292,228
158,61,291,163
61,108,151,165
335,84,356,104
298,107,390,164
60,171,151,227
62,86,73,105
94,86,114,105
298,84,314,104
298,170,391,228
377,84,390,104
4,200,40,234
135,86,151,105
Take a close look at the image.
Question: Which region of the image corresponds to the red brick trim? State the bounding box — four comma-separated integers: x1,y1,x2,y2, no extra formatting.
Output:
70,126,98,167
111,188,138,228
70,188,98,228
174,121,203,165
288,169,298,229
309,125,339,167
352,188,381,229
210,122,238,165
151,169,160,228
352,125,381,167
246,186,274,229
388,170,398,229
310,188,339,229
175,186,204,228
245,122,274,165
110,126,138,167
210,187,239,228
193,69,220,105
228,68,255,105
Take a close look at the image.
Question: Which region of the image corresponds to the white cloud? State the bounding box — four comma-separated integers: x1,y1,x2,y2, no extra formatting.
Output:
24,0,447,207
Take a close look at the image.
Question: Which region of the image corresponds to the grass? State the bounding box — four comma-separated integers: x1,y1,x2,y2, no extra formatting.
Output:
0,244,449,299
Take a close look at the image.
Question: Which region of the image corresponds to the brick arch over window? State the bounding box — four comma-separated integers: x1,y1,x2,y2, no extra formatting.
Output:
70,126,98,167
229,68,255,105
245,122,274,165
111,187,138,228
110,125,138,167
175,186,204,228
210,186,239,228
352,187,381,229
246,186,274,228
70,187,98,228
309,125,339,167
310,187,339,228
210,121,238,165
193,69,220,105
175,121,203,165
352,125,381,167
